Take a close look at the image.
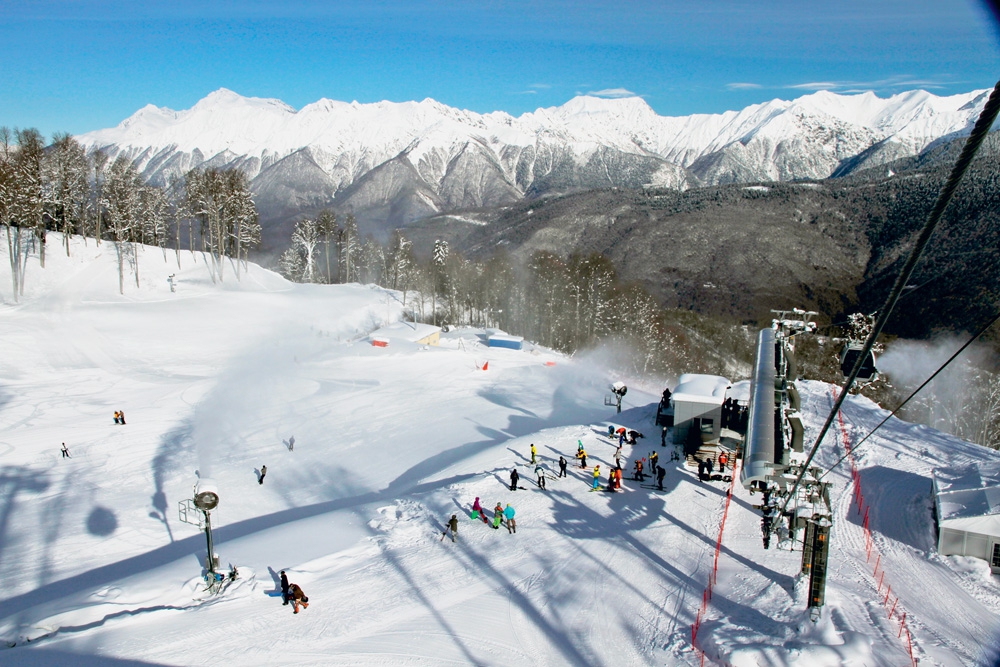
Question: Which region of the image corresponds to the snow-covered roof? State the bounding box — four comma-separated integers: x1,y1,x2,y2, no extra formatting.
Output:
672,374,730,406
935,462,1000,532
488,333,524,343
370,321,441,343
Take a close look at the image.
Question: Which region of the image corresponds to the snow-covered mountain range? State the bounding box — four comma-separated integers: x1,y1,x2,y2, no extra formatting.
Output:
78,88,990,242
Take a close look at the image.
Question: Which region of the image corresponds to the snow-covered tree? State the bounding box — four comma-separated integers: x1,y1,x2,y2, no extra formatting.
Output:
103,156,143,294
317,209,338,284
290,217,321,283
43,133,89,256
338,214,359,283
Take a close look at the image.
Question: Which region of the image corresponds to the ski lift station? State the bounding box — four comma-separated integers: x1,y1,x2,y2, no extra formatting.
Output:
668,374,731,446
935,462,1000,573
369,321,441,346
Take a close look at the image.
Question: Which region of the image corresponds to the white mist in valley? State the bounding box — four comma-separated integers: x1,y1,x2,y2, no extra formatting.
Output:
878,336,1000,448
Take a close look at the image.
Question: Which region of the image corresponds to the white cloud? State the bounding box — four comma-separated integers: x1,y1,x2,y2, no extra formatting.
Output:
786,76,953,93
529,83,551,90
586,87,638,98
514,90,538,95
726,82,762,90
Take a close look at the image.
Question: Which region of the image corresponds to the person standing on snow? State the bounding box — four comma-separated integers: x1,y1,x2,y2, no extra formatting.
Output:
118,410,126,425
442,514,459,542
577,449,588,469
288,435,295,452
472,497,489,524
503,504,516,534
60,443,70,458
591,464,601,491
558,456,568,477
492,502,505,530
509,467,520,491
614,444,623,469
535,463,546,489
280,570,290,605
530,443,537,464
656,465,666,490
650,450,659,472
259,465,267,485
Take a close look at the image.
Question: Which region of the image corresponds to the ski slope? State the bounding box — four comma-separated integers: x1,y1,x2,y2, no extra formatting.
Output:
1,235,998,666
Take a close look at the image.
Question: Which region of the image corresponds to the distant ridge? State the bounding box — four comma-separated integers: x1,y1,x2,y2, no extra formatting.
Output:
77,88,988,249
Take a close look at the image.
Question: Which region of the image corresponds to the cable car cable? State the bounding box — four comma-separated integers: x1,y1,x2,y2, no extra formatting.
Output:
778,79,1000,518
815,307,1000,482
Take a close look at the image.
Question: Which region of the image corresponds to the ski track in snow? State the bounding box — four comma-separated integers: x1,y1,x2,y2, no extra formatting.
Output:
0,235,999,665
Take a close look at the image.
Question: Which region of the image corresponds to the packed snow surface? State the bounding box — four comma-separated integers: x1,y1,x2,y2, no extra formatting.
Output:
1,235,999,665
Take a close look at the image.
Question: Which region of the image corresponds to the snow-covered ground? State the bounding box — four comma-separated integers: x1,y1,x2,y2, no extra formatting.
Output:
1,235,999,666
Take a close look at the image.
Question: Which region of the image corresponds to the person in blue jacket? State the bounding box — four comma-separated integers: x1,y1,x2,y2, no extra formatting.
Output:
503,504,516,534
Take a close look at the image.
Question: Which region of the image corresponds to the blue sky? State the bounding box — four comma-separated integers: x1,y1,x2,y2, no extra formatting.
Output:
3,0,1000,138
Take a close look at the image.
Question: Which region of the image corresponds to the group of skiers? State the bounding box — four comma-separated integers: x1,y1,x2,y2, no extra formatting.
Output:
113,410,126,425
450,497,517,539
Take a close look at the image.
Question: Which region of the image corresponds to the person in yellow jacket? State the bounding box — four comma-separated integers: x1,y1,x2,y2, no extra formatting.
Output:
591,464,601,491
576,449,587,468
530,443,537,464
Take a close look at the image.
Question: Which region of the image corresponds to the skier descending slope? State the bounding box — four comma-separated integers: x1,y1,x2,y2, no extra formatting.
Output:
503,504,516,534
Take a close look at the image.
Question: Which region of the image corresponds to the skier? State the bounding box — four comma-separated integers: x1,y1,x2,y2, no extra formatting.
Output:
619,431,625,447
509,467,520,491
558,456,568,478
60,443,70,458
614,444,623,469
118,410,126,425
259,465,267,485
492,502,504,530
289,435,295,452
530,443,537,464
535,463,546,489
718,452,729,471
591,465,601,491
113,411,120,425
656,465,666,491
472,497,489,524
577,449,587,468
605,466,617,493
650,450,659,472
442,514,459,542
280,570,290,605
633,459,644,482
503,504,516,534
288,583,309,613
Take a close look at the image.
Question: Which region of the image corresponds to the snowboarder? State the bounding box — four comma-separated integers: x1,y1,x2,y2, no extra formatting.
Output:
535,463,546,489
656,465,666,491
492,502,504,529
60,442,70,458
558,456,568,478
280,570,290,605
509,467,520,491
442,514,459,542
288,436,295,452
530,443,537,464
288,583,309,613
472,497,489,524
503,504,516,533
577,449,587,468
259,465,267,485
591,465,601,491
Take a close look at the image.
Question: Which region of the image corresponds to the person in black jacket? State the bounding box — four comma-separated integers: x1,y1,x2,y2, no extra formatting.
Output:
280,570,290,605
509,467,520,491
